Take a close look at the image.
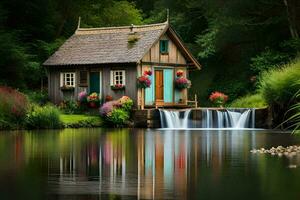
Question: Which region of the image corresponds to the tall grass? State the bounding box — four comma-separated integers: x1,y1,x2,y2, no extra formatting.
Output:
259,59,300,106
259,58,300,128
25,104,62,129
282,89,300,133
229,93,267,108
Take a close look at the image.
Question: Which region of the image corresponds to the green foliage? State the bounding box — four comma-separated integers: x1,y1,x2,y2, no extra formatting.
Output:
0,31,28,88
121,99,134,112
250,49,290,75
106,109,130,127
59,100,82,114
196,28,218,59
25,104,62,129
26,91,49,105
229,93,267,108
259,59,300,106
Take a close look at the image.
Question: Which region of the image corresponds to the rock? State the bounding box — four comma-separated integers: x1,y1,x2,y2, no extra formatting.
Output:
288,165,297,169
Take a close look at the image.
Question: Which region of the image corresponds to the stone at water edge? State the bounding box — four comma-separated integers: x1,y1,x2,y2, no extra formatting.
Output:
250,145,300,158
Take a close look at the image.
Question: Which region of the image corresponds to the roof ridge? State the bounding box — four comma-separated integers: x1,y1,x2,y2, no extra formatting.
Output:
76,21,168,33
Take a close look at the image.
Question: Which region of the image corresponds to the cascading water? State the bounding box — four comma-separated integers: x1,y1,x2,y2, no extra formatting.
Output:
159,109,191,129
159,108,256,129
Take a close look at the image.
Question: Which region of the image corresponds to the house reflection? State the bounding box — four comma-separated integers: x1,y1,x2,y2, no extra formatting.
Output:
0,129,265,199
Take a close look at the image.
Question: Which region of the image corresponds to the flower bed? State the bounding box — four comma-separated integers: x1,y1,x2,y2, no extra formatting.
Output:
100,96,133,127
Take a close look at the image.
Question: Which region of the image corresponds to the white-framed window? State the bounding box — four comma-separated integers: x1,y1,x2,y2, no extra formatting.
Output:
60,72,76,87
110,70,126,85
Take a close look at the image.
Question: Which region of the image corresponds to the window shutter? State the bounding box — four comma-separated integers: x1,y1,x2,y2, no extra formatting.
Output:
60,73,64,87
160,40,169,53
122,70,126,85
159,40,163,53
165,40,169,52
79,71,87,85
110,70,114,86
73,72,76,87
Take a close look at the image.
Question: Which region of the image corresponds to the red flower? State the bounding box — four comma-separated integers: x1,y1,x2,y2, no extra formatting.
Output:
176,70,184,77
209,91,228,106
137,75,151,88
175,77,191,89
143,70,152,76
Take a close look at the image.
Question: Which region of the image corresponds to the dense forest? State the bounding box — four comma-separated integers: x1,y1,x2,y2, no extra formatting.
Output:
0,0,299,104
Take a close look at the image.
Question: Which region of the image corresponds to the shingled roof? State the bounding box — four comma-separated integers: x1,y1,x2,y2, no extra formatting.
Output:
43,21,201,69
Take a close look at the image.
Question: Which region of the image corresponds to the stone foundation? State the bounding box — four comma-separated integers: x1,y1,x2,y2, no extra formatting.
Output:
133,108,271,128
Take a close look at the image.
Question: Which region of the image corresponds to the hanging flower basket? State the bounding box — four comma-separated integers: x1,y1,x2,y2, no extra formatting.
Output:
137,75,151,89
175,77,191,90
60,85,75,91
111,84,125,90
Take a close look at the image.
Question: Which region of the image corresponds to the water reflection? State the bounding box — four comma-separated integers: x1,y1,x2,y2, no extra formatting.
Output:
0,129,300,200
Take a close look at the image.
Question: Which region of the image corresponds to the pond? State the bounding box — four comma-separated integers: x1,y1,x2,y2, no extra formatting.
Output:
0,128,300,200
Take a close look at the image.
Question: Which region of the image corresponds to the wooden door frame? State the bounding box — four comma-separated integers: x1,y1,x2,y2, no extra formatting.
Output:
89,70,102,99
155,69,164,102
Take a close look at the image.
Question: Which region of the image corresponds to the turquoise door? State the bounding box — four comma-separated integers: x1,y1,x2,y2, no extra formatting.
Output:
145,75,154,105
89,72,100,93
163,69,173,103
145,68,174,104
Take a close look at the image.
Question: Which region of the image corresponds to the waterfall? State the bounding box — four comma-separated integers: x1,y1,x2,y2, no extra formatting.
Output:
159,109,191,128
159,108,256,129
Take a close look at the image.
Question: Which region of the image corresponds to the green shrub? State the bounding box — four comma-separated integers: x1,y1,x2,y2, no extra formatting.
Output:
250,49,290,75
100,96,133,127
25,104,62,129
259,59,300,106
121,99,134,112
26,91,49,105
0,86,29,129
59,100,82,114
229,93,267,108
106,108,130,127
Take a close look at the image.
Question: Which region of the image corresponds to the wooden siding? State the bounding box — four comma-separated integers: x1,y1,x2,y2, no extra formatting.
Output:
142,34,187,65
102,66,137,103
48,65,137,105
48,69,84,104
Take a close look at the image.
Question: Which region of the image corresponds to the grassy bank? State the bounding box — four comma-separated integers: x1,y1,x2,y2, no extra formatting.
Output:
60,114,102,128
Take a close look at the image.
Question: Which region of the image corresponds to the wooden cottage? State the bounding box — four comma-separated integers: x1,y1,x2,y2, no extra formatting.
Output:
43,20,201,109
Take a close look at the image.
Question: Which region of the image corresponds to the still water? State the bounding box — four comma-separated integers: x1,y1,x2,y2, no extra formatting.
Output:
1,128,300,200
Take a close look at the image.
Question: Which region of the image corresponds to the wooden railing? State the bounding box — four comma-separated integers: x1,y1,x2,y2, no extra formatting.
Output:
139,91,198,110
187,94,198,108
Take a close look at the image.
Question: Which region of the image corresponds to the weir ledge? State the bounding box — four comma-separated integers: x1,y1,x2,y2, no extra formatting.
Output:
132,108,271,128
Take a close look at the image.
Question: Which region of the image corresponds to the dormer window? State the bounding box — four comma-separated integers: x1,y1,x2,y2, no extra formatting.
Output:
160,40,169,54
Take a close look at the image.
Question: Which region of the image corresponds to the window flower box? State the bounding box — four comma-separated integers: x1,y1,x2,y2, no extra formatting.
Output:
60,85,75,91
111,84,125,90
